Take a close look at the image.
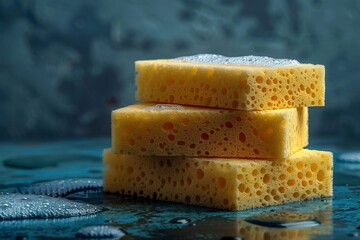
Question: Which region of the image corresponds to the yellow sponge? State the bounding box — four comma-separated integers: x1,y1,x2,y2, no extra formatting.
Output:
112,103,308,158
103,149,333,210
135,55,325,110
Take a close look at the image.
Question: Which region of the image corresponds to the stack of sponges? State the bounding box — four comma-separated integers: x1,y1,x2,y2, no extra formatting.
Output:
103,55,333,210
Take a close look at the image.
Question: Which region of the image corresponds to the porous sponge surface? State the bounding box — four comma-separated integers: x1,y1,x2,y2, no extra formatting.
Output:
136,60,325,110
103,149,333,211
112,103,308,158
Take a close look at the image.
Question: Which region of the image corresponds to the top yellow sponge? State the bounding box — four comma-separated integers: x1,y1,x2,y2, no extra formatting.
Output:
136,54,325,110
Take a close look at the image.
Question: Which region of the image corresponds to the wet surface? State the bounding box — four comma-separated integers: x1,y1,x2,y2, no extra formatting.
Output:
0,138,359,239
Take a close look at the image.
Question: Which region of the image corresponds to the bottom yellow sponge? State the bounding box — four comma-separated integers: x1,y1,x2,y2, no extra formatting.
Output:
103,149,332,210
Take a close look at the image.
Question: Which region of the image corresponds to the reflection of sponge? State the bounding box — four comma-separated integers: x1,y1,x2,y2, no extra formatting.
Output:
136,56,325,110
112,103,308,158
103,149,333,210
238,210,332,240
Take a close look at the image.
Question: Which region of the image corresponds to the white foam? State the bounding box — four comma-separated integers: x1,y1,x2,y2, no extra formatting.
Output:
173,54,300,67
143,104,184,111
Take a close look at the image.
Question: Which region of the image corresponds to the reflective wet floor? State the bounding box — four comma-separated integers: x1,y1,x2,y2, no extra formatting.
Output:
0,138,359,239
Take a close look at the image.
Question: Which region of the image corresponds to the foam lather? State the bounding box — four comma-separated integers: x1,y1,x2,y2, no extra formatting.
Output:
103,149,333,211
173,54,300,67
136,54,325,110
112,103,308,158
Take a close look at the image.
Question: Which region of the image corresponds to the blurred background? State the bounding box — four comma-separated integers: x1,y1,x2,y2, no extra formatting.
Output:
0,0,359,143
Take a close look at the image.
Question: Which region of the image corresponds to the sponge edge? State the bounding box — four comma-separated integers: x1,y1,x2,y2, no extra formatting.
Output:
135,59,325,111
103,149,333,211
112,103,308,159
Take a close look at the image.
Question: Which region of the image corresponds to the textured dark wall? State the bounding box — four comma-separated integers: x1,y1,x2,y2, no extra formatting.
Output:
0,0,359,141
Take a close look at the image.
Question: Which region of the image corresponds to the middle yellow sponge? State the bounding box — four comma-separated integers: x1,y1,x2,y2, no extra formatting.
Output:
112,103,308,158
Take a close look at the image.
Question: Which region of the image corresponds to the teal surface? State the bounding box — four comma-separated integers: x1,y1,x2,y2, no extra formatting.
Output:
0,138,359,239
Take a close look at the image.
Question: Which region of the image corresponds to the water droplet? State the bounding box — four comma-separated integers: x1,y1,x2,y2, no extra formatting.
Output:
143,104,184,111
245,211,320,228
3,154,100,170
220,237,242,240
0,203,9,210
76,225,126,239
169,217,191,224
348,232,359,237
17,178,103,197
173,54,300,67
0,193,102,220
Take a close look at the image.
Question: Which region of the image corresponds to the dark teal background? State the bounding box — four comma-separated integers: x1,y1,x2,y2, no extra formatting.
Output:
0,0,359,141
